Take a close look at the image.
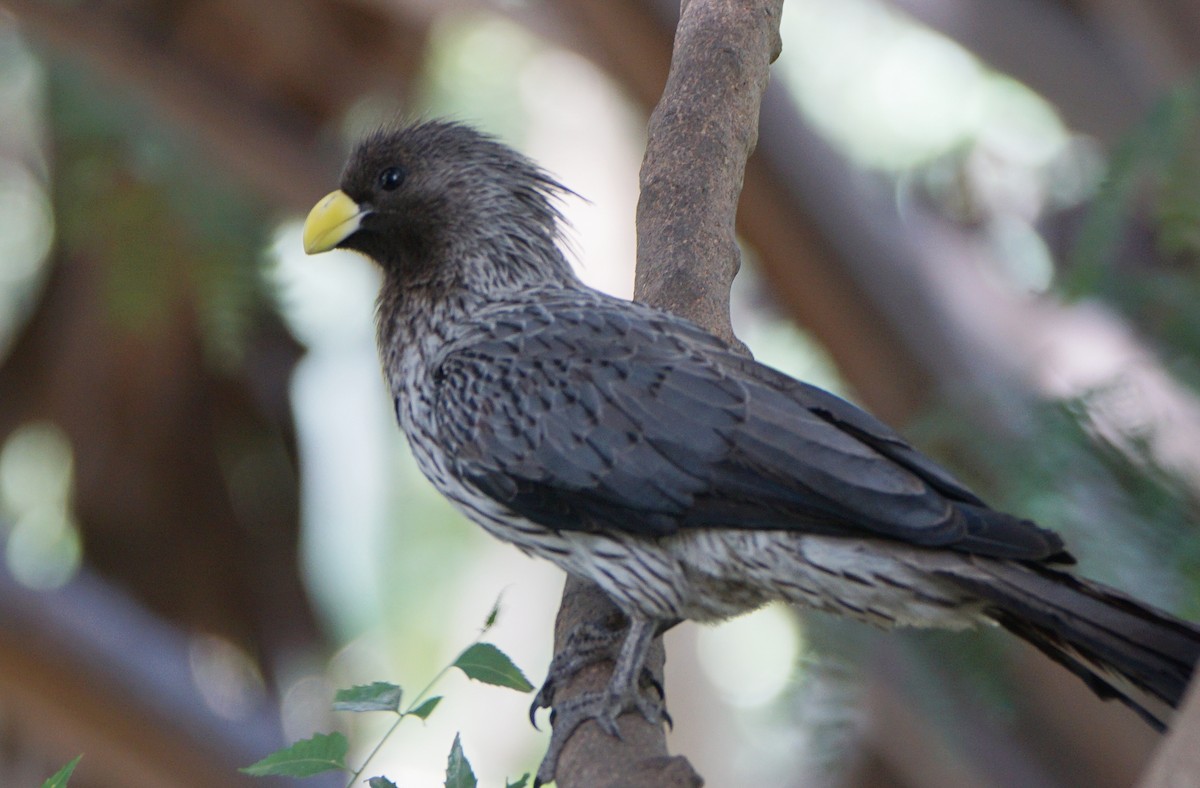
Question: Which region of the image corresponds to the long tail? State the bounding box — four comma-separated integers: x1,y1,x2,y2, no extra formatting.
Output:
940,560,1200,730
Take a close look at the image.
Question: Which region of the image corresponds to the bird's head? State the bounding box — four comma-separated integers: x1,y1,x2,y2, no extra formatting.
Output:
303,121,576,291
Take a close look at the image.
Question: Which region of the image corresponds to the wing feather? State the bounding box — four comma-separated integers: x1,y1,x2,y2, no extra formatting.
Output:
432,296,1067,560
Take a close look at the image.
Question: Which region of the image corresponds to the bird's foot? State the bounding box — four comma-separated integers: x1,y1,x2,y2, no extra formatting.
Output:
529,615,663,724
533,679,669,787
531,616,669,786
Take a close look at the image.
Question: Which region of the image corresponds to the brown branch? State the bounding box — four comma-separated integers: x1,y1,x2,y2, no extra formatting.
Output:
535,1,1200,782
552,0,935,423
546,578,686,787
548,1,783,786
635,0,782,343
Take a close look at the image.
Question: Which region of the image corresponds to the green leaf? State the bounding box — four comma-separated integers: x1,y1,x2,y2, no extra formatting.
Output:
444,733,478,788
409,695,443,720
506,775,530,788
42,755,82,788
334,682,403,713
368,778,400,788
239,732,348,777
484,593,504,630
453,643,533,692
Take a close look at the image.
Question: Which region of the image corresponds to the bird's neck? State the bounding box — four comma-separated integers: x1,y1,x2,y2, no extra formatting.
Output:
374,234,584,383
458,227,581,293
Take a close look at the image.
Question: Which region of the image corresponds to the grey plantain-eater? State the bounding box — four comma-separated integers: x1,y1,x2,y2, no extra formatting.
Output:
303,120,1200,785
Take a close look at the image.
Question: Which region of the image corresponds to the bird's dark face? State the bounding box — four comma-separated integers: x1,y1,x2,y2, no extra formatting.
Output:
303,121,569,286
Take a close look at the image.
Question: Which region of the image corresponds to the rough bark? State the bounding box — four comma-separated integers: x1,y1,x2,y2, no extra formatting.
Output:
634,0,782,347
554,0,934,423
547,1,783,786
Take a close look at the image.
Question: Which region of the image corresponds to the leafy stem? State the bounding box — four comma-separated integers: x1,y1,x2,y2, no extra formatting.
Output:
243,595,532,787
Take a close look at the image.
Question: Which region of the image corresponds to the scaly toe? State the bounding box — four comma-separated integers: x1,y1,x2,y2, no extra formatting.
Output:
536,691,614,786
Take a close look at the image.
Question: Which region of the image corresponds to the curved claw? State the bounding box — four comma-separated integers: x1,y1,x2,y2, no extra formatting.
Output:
529,667,568,731
630,686,669,729
529,699,542,730
529,640,662,734
530,680,557,730
527,619,624,733
641,672,665,700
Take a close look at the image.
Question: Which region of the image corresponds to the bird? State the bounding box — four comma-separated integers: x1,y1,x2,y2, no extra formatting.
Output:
303,120,1200,784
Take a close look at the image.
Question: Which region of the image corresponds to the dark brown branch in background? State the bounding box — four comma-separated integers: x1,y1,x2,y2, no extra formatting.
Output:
4,0,423,209
548,1,783,785
0,560,278,788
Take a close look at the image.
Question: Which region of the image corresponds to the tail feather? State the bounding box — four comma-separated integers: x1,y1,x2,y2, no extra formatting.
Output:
940,560,1200,730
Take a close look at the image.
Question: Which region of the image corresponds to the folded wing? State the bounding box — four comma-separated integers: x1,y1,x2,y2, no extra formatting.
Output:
433,296,1068,562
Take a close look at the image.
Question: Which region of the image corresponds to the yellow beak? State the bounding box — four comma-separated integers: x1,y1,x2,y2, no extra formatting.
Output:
302,190,370,254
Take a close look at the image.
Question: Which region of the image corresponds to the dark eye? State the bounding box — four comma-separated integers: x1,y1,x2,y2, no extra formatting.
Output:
378,166,406,191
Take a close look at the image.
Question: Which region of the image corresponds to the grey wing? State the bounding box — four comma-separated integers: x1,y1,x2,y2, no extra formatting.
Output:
432,301,1067,561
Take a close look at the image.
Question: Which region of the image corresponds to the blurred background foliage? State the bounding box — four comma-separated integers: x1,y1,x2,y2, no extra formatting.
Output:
0,1,1198,786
